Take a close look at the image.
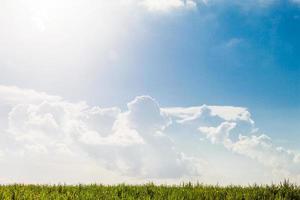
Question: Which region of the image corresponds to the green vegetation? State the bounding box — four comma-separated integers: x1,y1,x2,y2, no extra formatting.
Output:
0,181,299,200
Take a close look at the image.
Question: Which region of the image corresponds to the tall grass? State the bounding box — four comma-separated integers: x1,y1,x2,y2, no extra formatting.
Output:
0,181,299,200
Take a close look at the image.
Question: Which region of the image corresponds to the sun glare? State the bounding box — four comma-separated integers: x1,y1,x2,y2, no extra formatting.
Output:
3,0,131,73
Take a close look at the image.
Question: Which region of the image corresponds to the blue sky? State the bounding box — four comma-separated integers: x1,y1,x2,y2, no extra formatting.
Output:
86,1,300,145
0,0,299,184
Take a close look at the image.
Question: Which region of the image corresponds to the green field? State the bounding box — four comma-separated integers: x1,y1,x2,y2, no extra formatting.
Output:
0,182,299,200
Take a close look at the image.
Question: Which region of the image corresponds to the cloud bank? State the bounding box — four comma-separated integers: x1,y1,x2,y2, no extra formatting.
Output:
0,85,299,184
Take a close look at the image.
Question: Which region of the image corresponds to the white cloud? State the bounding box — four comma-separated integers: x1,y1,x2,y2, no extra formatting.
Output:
139,0,197,12
76,95,202,178
164,103,300,183
162,105,253,124
0,85,299,184
0,85,61,106
231,135,300,180
0,86,205,183
199,121,236,145
198,119,300,182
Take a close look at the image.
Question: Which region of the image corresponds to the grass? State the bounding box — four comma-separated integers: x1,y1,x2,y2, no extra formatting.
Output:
0,181,299,200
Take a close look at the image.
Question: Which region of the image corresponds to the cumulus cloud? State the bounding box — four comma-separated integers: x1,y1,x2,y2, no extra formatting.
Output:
197,113,300,182
164,104,300,182
199,121,236,145
0,85,299,184
0,86,204,183
231,135,300,180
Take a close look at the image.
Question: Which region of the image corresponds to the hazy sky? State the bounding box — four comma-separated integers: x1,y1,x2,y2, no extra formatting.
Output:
0,0,299,184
